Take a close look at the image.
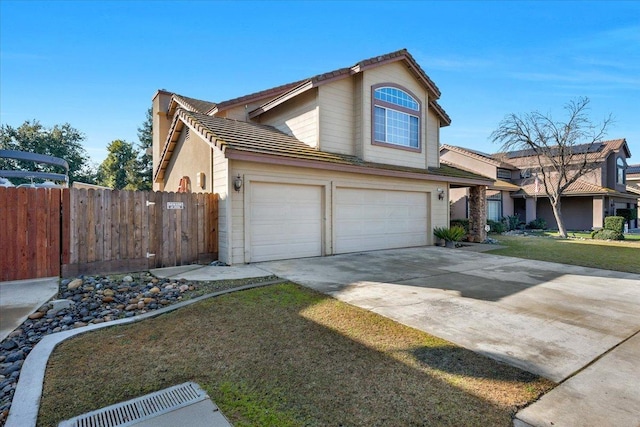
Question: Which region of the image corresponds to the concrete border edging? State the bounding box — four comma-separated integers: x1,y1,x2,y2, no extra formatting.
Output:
5,280,284,427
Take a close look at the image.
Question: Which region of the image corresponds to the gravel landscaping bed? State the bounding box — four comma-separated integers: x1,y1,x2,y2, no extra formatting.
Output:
0,271,277,425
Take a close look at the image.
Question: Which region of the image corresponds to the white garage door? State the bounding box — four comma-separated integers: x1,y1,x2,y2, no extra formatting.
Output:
249,182,322,262
335,188,428,254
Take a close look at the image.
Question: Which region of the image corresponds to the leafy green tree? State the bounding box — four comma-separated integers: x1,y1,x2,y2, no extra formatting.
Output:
137,107,153,190
0,120,96,184
97,140,141,190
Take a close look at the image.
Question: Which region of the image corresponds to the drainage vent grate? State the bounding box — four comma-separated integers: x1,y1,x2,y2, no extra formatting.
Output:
59,382,210,427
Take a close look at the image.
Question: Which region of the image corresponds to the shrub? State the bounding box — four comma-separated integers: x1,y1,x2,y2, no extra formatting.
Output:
504,215,520,231
591,229,624,241
526,218,547,230
604,216,625,234
450,219,469,234
433,226,466,242
615,209,637,222
487,219,506,233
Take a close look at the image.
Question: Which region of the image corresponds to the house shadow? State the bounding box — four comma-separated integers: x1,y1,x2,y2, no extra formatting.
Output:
408,344,542,383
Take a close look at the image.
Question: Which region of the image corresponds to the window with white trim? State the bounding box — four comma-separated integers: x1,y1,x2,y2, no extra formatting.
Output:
616,157,626,184
373,85,420,149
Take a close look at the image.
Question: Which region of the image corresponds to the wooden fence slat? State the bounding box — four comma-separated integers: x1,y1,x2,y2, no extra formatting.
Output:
95,190,104,263
77,189,88,264
119,190,128,259
49,188,61,277
61,189,71,265
103,189,112,261
0,187,9,281
133,191,143,259
111,190,120,261
127,191,135,259
147,191,157,269
140,191,149,263
35,189,47,277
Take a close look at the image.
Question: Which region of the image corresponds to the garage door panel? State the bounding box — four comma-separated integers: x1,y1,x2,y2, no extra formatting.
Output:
250,182,322,262
335,188,428,254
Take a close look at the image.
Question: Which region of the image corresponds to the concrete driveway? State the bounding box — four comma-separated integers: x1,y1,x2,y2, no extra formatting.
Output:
255,246,640,426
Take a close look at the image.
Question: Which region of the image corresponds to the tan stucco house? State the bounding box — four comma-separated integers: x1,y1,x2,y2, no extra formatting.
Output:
440,139,638,230
152,49,492,265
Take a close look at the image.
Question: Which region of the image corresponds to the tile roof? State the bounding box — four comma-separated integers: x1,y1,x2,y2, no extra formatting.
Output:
172,94,216,114
177,110,488,183
516,177,618,197
627,164,640,175
440,144,514,169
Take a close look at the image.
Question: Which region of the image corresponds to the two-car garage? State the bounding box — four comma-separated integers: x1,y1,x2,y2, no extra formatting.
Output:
247,181,430,262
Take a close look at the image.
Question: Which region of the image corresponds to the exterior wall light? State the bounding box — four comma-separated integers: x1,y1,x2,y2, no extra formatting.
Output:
437,188,445,200
233,174,243,192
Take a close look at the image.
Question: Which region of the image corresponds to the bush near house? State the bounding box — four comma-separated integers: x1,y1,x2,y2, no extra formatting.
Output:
487,220,506,233
434,226,466,242
526,218,547,230
592,216,625,240
504,215,520,231
450,219,469,234
615,208,637,223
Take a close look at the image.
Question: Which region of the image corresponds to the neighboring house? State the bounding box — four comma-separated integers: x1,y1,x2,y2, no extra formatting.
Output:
628,164,640,189
152,49,492,265
441,139,639,230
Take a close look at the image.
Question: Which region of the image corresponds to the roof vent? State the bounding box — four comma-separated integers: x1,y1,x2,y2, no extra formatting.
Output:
58,382,231,427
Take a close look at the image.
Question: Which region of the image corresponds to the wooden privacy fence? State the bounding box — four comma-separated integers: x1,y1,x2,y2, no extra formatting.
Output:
0,187,218,281
62,189,218,277
0,187,62,281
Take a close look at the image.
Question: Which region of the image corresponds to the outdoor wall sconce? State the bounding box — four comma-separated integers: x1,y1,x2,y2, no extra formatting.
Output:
233,174,243,192
437,188,445,200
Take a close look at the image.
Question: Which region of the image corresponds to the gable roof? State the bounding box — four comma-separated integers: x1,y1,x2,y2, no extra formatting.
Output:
162,49,451,126
155,109,488,186
514,176,637,200
440,144,515,169
245,49,451,126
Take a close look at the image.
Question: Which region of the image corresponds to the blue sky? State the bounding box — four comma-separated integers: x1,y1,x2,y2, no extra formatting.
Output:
1,1,639,166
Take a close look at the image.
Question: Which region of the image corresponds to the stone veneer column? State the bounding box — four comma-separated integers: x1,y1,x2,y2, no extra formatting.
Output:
468,186,487,243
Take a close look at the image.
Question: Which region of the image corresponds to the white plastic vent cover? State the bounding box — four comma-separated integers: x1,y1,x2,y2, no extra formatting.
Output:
58,382,223,427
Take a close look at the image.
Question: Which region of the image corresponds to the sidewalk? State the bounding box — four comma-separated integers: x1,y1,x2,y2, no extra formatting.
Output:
0,277,59,342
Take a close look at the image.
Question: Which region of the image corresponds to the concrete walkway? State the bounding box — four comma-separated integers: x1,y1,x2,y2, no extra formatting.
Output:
253,247,640,426
0,277,59,342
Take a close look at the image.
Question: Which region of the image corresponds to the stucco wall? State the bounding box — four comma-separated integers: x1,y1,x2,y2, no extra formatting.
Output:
162,130,212,193
537,197,594,230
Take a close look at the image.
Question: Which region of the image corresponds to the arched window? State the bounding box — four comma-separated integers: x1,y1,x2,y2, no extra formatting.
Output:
617,157,626,184
372,85,421,150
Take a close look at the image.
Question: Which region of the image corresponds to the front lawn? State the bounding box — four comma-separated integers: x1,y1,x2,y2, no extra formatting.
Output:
38,283,552,427
487,234,640,274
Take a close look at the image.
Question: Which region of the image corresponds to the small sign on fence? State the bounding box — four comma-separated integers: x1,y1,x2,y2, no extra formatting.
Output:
166,201,184,210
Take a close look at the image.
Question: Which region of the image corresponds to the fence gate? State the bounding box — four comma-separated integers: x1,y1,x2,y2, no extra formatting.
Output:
0,187,62,281
62,189,218,277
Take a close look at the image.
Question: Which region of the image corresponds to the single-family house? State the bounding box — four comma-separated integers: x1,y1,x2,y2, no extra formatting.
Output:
152,49,493,265
440,139,639,230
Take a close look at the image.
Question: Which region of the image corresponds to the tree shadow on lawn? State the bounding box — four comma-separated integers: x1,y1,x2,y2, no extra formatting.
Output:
38,283,553,427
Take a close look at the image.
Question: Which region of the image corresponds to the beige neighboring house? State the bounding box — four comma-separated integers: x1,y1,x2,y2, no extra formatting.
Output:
441,139,639,230
152,49,492,265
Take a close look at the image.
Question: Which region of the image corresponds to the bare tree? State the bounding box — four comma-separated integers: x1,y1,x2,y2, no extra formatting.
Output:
491,97,613,238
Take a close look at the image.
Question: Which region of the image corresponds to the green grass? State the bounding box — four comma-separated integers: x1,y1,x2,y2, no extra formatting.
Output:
487,234,640,273
38,283,552,427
